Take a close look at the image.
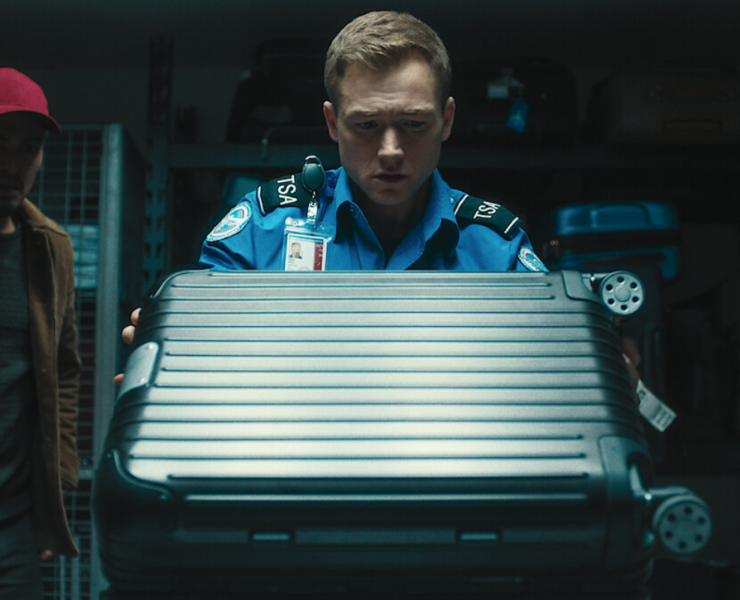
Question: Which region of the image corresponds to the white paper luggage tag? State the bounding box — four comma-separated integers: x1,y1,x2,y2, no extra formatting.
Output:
282,156,334,271
636,379,677,432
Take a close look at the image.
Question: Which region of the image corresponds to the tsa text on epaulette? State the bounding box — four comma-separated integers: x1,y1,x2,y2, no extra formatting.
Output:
257,172,312,215
276,174,299,206
453,194,521,241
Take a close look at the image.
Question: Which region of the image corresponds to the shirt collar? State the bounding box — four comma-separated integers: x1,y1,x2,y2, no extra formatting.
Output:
423,170,460,256
331,167,460,255
330,168,354,210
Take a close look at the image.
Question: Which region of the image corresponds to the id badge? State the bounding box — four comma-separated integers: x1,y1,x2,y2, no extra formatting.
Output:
282,217,335,271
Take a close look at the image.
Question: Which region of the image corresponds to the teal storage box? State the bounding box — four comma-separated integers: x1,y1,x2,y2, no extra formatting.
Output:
542,201,680,281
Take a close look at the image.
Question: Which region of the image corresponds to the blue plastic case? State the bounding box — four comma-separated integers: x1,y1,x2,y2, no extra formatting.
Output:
543,201,680,281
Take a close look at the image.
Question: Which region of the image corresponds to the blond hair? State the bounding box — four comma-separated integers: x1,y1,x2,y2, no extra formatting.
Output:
324,11,452,108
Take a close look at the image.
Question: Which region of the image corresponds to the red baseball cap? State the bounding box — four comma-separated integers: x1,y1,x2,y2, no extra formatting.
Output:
0,68,61,134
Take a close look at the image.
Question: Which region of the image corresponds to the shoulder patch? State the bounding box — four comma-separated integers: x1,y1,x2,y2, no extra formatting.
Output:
453,194,521,240
517,246,548,272
257,172,313,216
206,204,252,242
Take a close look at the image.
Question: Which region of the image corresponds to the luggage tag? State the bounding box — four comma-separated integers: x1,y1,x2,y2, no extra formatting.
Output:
636,379,677,432
282,156,335,271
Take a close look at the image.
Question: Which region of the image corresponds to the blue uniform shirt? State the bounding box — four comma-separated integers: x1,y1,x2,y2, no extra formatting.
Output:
200,167,546,272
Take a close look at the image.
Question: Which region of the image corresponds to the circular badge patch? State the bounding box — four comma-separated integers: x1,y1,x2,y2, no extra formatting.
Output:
517,247,548,272
206,204,252,242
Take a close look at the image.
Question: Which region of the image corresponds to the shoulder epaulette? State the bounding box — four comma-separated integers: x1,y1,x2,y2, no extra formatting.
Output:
256,172,313,216
453,194,521,240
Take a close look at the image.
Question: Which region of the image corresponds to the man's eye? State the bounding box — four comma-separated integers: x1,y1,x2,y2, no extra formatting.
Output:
406,120,425,129
357,121,376,130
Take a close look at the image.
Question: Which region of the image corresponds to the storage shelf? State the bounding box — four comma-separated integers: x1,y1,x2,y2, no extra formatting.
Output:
169,142,740,171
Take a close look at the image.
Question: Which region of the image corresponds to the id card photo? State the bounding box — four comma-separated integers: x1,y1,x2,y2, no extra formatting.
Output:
284,232,328,271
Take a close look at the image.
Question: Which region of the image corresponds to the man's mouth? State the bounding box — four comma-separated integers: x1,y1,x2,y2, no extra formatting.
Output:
374,173,406,183
0,181,21,194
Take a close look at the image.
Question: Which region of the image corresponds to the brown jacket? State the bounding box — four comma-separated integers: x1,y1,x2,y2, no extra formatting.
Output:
19,199,81,557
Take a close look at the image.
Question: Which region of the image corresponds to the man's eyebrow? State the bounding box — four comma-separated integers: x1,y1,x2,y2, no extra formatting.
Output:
345,109,379,118
345,107,435,118
401,109,435,116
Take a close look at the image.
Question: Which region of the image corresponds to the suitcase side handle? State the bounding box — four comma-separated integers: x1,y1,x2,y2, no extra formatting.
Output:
117,341,159,401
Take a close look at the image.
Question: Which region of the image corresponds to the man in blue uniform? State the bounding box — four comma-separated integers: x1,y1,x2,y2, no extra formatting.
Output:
118,10,547,353
195,11,640,390
200,11,546,274
119,11,638,405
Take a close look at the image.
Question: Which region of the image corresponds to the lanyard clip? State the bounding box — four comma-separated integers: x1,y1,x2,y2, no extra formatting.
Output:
302,155,325,227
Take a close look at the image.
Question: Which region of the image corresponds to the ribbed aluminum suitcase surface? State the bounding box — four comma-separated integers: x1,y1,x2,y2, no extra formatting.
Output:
94,270,654,596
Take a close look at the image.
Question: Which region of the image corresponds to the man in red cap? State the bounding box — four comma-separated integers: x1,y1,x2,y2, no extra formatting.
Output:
0,68,80,598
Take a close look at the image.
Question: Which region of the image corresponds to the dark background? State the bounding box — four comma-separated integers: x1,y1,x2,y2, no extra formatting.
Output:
5,1,739,598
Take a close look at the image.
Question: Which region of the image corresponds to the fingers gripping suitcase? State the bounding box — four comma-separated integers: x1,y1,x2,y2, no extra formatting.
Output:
93,270,710,597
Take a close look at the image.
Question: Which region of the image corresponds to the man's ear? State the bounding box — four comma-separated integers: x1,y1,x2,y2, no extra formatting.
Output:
441,96,455,142
323,101,339,142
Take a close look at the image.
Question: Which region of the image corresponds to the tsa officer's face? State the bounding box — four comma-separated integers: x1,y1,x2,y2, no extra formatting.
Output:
323,52,455,211
0,112,45,225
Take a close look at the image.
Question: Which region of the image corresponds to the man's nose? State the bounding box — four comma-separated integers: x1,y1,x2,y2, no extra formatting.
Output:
0,148,18,174
378,127,403,160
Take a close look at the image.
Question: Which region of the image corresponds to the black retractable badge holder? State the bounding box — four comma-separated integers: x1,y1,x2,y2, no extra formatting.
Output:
282,156,336,271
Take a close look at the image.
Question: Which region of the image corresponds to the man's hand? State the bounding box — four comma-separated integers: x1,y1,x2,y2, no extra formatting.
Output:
621,337,641,400
114,308,141,385
122,307,140,345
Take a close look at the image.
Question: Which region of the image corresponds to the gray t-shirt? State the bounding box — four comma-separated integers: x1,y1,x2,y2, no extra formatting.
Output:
0,226,34,519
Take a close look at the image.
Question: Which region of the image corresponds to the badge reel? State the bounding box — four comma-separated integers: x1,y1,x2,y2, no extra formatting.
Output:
282,156,335,271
